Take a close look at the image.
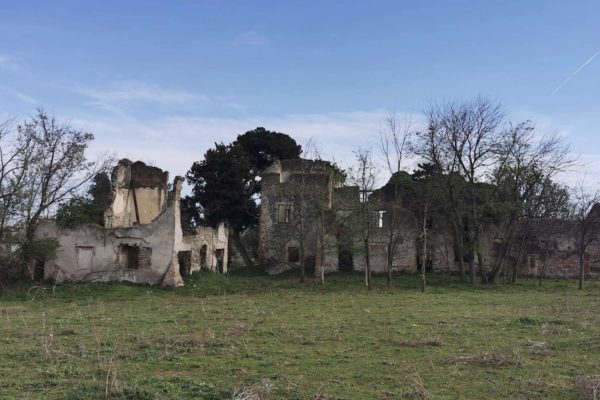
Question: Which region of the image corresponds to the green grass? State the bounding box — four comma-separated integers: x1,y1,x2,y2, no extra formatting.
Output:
1,271,600,399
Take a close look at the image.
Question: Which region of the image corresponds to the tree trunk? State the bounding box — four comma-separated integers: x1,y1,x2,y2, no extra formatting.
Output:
511,234,527,284
539,260,546,287
444,237,451,276
578,251,585,290
421,217,427,293
299,233,305,283
456,231,466,282
364,239,371,290
469,256,476,285
539,243,549,287
387,241,393,288
231,229,253,268
478,249,487,284
491,239,513,284
319,209,325,285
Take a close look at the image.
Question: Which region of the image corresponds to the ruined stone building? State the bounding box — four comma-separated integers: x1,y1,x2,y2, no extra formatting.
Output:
36,160,228,287
259,158,598,279
258,159,420,275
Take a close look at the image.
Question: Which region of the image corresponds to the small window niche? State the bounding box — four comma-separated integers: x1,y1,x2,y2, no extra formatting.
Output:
377,210,385,228
288,246,300,263
277,203,292,224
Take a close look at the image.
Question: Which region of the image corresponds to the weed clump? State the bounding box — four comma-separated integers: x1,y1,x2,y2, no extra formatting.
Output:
526,339,549,355
232,379,274,400
576,376,600,400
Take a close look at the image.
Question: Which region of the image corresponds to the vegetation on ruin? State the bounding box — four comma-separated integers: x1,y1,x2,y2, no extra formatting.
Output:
2,271,600,399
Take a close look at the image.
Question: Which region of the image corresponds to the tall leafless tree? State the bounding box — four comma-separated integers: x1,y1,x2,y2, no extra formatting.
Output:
490,124,573,283
568,184,600,290
349,147,377,290
378,113,412,287
416,97,519,284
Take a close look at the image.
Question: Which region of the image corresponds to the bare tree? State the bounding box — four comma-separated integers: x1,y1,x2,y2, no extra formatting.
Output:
568,184,600,290
280,139,330,283
490,126,573,284
18,110,112,243
0,118,37,249
349,147,377,290
416,97,518,284
378,113,412,287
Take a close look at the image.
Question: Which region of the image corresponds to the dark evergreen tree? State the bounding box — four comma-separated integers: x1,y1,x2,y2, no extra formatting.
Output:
186,128,301,267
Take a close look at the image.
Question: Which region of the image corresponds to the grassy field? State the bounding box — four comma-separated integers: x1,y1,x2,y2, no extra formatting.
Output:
1,272,600,399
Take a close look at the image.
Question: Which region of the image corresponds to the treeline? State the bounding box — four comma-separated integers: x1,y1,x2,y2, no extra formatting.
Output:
187,97,600,290
1,98,598,291
371,97,599,290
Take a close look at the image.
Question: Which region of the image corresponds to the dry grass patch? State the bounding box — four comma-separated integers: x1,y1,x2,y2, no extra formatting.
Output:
165,331,217,348
450,351,523,368
540,323,562,335
226,322,251,336
0,306,24,315
313,388,338,399
393,336,443,348
131,329,217,350
576,376,600,400
526,339,549,355
402,372,431,400
232,379,274,400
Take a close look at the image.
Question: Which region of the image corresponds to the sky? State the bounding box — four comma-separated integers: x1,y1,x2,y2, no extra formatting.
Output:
0,0,599,187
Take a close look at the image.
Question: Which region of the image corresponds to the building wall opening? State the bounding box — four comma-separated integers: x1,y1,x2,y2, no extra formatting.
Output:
277,203,292,223
287,246,300,263
338,247,353,272
200,245,208,269
178,251,192,277
120,245,152,270
215,248,225,273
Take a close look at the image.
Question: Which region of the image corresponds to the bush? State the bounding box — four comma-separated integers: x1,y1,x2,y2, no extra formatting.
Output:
20,237,60,263
56,196,103,228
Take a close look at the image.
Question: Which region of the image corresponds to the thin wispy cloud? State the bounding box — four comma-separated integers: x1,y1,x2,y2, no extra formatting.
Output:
551,51,599,95
76,81,207,105
72,109,598,191
0,86,37,104
74,110,389,180
234,30,268,46
12,90,37,105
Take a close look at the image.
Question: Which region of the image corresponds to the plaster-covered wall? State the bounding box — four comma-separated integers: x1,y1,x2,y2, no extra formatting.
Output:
105,160,169,228
35,159,229,287
182,222,229,274
37,177,182,286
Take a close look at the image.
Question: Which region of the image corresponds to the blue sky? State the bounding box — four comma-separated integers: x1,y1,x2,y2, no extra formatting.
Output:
1,1,599,184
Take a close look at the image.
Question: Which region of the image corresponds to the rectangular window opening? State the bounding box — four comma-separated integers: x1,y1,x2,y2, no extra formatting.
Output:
120,245,152,270
377,210,385,228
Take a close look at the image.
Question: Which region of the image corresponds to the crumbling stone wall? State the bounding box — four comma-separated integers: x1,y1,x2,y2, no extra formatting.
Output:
182,222,229,274
259,158,600,279
37,160,229,287
259,159,419,275
37,175,184,286
259,160,337,274
105,160,169,228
